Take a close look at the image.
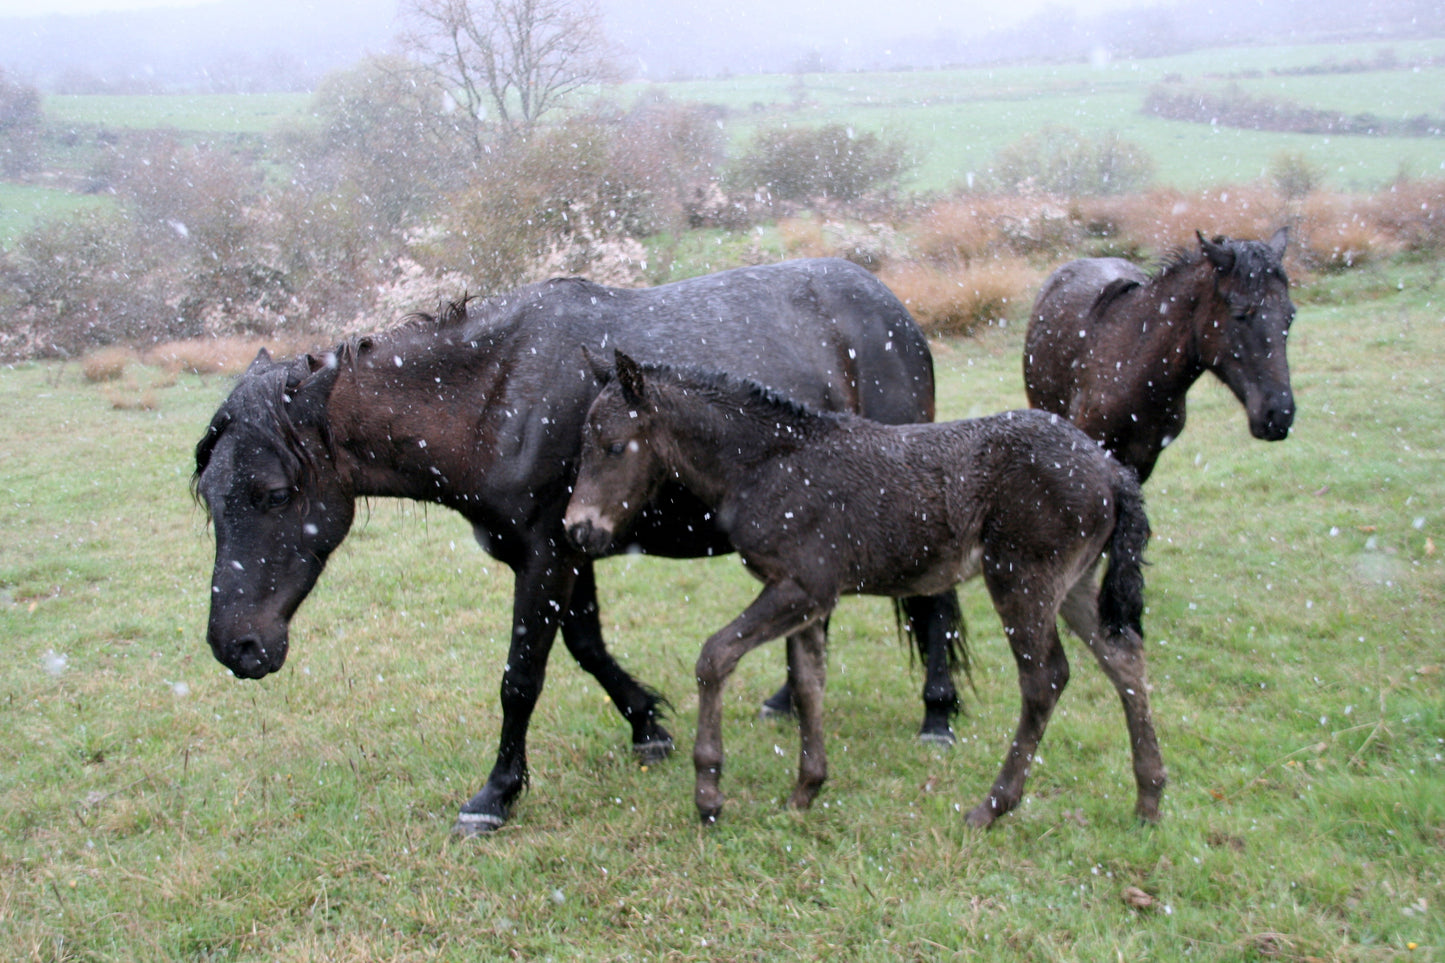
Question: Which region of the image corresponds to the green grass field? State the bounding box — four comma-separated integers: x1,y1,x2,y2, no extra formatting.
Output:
1,259,1440,960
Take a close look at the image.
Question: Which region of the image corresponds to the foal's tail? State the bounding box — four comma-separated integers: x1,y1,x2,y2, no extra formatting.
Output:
1098,466,1150,639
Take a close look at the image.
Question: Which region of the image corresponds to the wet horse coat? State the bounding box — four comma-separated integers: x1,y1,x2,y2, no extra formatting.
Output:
192,258,961,833
1025,229,1295,481
565,353,1163,828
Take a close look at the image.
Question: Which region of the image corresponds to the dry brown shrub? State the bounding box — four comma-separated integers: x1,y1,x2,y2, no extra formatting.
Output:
1075,187,1287,259
1297,194,1388,271
80,346,137,383
1367,178,1445,256
878,257,1040,337
143,337,312,376
913,199,1012,263
104,386,159,411
776,217,830,259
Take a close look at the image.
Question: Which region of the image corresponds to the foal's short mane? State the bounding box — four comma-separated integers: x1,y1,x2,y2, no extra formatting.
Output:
631,358,835,428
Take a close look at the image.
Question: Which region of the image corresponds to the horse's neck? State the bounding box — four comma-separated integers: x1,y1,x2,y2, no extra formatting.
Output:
328,346,493,502
1127,266,1212,388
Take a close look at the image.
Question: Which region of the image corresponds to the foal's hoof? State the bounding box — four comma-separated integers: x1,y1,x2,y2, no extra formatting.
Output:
964,802,999,829
632,735,675,765
453,810,507,837
698,806,722,825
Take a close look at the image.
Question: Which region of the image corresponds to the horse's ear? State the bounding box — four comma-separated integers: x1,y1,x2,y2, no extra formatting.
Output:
1268,226,1289,259
287,353,341,424
614,350,648,407
246,347,274,374
1198,230,1234,272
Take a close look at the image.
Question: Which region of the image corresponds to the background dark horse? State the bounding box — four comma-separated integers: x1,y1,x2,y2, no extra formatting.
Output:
192,258,962,833
1024,229,1295,482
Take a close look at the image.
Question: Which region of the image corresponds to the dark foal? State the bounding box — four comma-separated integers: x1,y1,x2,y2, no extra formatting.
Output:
1025,229,1295,482
565,352,1164,828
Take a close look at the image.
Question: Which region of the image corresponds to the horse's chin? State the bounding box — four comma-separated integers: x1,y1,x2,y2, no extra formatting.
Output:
1249,413,1294,442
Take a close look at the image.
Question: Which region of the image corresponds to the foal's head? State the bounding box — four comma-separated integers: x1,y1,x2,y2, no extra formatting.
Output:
564,351,668,556
1194,227,1296,441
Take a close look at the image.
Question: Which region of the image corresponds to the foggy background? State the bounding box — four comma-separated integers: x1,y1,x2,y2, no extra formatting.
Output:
2,0,1441,93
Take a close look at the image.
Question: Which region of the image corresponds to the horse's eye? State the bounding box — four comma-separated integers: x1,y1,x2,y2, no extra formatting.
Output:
265,487,293,509
607,442,628,456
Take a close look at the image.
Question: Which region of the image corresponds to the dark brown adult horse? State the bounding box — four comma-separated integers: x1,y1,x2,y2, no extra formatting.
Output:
192,258,963,834
1024,229,1295,482
565,352,1162,828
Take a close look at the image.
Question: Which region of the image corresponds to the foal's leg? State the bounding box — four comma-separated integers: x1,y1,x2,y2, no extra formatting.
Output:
785,622,828,809
559,560,673,762
1060,578,1167,822
694,578,828,823
966,574,1070,829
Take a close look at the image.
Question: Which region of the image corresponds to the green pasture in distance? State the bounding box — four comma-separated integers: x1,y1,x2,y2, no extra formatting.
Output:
641,38,1445,192
44,92,312,134
0,182,113,247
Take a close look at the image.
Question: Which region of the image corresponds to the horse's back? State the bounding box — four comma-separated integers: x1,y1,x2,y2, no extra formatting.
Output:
537,259,935,426
1024,257,1146,415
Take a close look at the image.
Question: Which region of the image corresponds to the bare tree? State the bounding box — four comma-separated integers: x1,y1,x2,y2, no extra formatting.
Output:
402,0,615,149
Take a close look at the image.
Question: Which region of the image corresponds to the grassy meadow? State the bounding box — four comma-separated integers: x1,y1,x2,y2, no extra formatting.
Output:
1,258,1441,959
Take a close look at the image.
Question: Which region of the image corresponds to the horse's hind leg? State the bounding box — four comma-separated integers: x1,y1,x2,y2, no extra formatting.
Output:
967,576,1070,829
560,560,673,762
785,623,828,809
904,591,963,744
1060,578,1166,822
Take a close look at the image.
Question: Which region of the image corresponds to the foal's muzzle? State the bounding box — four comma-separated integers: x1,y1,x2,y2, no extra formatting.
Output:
563,511,614,556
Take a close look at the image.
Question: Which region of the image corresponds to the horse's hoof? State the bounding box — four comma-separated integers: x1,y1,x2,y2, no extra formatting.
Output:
632,737,674,764
698,807,721,825
918,727,956,747
453,810,507,837
758,698,795,721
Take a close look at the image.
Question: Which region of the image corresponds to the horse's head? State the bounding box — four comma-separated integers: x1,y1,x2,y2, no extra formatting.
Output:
193,349,354,679
564,351,668,556
1198,228,1296,441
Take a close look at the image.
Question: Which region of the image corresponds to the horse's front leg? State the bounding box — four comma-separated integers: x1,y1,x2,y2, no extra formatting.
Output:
785,622,828,809
559,559,673,762
454,550,575,837
694,578,828,823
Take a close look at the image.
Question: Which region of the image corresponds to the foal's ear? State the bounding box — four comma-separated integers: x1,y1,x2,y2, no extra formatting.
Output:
1198,230,1235,272
580,345,614,384
614,350,648,407
1268,226,1289,259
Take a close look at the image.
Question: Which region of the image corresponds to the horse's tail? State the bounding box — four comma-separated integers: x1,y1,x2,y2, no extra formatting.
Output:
1098,465,1150,639
894,588,972,685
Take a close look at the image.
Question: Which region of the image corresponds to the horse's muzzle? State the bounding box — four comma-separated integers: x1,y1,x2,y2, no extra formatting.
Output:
210,629,289,679
1250,394,1295,441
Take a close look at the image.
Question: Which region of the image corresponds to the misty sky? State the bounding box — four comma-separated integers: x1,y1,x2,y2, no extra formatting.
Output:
0,0,1145,34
